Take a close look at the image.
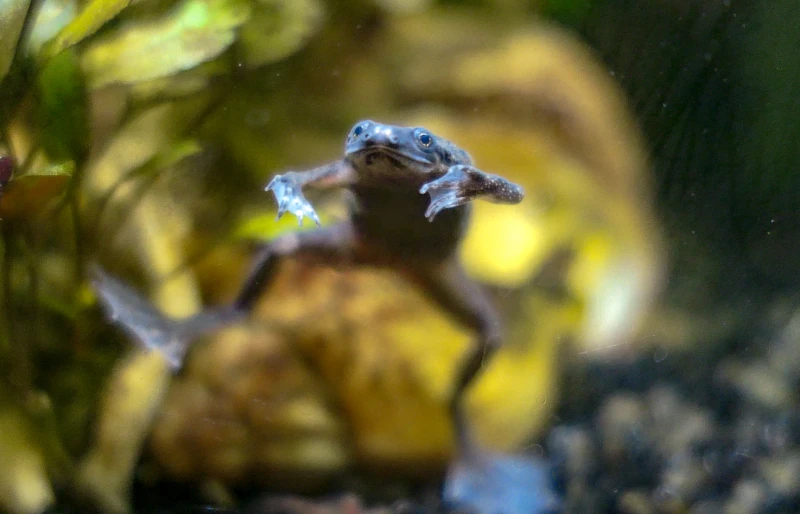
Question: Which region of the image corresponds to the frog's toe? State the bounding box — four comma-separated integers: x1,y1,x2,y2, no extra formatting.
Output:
425,192,470,221
443,452,561,514
424,194,454,221
267,176,320,225
289,200,321,226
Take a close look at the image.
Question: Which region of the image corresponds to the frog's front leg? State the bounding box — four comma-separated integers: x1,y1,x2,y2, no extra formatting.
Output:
267,160,355,226
419,165,524,221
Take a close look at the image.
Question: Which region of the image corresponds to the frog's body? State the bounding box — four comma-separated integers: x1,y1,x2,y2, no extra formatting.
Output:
93,120,527,511
351,184,469,260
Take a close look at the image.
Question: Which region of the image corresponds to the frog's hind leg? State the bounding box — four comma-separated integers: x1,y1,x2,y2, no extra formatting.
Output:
409,260,560,514
91,267,241,370
407,259,503,455
93,222,357,371
233,221,356,310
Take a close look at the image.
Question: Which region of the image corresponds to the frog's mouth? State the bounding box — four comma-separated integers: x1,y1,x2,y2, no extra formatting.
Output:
364,151,402,168
353,147,433,167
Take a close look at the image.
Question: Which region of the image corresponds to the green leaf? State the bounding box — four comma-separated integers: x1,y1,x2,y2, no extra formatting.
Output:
143,139,203,174
543,0,593,24
0,0,31,82
95,139,203,217
81,0,251,88
239,0,323,69
41,0,132,59
83,98,212,196
128,59,228,103
0,161,74,220
26,0,78,55
36,50,89,162
233,209,329,241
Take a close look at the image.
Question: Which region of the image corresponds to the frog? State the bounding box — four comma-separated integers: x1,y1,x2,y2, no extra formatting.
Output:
92,121,550,513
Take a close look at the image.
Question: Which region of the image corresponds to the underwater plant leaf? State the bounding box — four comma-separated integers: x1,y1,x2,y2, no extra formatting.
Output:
129,59,228,102
0,0,30,82
0,161,73,220
36,49,89,162
120,138,203,185
94,139,202,220
239,0,323,68
26,0,78,54
143,139,203,174
81,0,251,88
41,0,132,59
542,0,592,23
233,209,326,242
0,405,55,513
84,98,211,195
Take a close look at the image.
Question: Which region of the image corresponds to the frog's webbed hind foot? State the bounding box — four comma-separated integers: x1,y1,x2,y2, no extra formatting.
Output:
444,451,561,514
91,266,241,370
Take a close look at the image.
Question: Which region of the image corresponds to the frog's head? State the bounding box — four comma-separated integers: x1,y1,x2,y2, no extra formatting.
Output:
344,120,470,180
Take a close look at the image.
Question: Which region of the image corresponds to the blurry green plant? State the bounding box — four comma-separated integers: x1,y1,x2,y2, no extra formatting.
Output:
0,0,328,510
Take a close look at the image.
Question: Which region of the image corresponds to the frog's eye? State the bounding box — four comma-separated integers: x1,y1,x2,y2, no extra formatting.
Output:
352,125,364,137
417,132,433,147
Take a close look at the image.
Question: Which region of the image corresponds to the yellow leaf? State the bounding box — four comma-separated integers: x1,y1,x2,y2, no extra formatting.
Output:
0,0,30,81
0,161,73,220
42,0,132,59
81,0,250,88
239,0,323,68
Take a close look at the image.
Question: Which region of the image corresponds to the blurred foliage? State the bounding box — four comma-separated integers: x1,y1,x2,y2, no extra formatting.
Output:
0,0,30,82
35,50,89,163
41,0,133,59
0,0,666,512
0,161,73,221
81,0,251,88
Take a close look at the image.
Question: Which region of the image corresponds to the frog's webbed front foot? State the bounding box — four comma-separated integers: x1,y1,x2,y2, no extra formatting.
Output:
266,172,321,226
419,165,524,221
